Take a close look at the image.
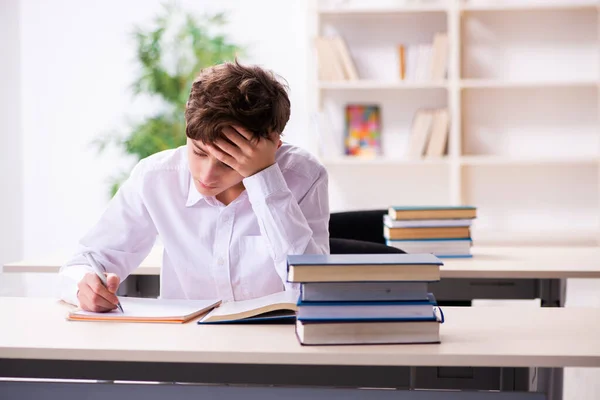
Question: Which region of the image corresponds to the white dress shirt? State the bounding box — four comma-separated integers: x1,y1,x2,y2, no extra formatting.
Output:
58,143,330,305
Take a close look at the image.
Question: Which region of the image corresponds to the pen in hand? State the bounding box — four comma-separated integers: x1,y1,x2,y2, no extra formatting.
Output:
83,252,124,313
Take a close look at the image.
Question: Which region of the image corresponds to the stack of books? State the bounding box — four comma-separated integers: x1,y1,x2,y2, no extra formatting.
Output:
383,206,477,258
286,253,444,345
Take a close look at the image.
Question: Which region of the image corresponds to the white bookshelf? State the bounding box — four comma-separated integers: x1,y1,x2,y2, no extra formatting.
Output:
460,79,599,89
308,0,600,246
319,81,448,90
460,1,598,12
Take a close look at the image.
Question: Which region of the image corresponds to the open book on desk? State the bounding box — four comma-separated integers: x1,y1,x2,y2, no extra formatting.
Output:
198,290,299,324
68,297,221,324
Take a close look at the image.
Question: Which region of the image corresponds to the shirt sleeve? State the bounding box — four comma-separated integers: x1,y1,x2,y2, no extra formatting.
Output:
58,161,158,305
243,162,329,289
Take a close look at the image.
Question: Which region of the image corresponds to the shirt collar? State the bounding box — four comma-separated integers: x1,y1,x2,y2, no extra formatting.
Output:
185,175,205,207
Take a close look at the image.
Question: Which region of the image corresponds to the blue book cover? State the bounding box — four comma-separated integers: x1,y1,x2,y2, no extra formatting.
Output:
386,238,472,242
287,253,443,267
297,293,437,307
389,206,476,211
297,294,439,322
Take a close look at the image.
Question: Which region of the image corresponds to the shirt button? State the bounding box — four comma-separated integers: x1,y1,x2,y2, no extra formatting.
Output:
217,257,225,266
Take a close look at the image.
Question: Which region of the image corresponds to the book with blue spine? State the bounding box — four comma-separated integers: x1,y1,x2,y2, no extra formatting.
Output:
297,293,439,322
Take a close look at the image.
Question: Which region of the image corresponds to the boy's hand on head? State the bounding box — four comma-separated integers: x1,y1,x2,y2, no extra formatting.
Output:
207,125,280,178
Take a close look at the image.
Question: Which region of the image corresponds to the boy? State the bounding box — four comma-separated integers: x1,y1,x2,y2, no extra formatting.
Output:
59,61,330,312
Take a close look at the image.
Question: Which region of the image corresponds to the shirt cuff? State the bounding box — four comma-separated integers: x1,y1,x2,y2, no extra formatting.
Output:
58,264,94,306
243,163,288,205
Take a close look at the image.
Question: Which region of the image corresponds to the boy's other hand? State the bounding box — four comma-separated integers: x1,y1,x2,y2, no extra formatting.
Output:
207,125,281,178
77,272,120,312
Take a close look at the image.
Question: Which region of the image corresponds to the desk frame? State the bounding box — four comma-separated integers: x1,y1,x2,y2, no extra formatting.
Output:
117,274,565,400
0,358,558,399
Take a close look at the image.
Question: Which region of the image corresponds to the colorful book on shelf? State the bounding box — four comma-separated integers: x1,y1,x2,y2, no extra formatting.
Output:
388,206,477,220
198,290,298,324
344,104,381,157
68,297,221,324
287,253,442,283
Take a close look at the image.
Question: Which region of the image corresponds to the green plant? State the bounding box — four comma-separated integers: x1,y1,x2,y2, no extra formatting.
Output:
94,3,243,196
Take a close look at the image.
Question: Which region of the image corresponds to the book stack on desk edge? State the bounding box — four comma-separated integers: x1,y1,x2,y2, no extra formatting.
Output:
286,253,444,345
384,206,477,258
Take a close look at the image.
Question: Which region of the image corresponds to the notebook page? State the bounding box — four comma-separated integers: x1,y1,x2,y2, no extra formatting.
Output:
202,290,299,320
71,297,220,319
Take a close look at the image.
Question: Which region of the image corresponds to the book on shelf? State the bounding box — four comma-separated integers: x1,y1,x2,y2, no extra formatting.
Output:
344,104,382,157
316,35,359,81
430,32,449,81
398,44,406,80
399,32,448,82
286,253,442,283
198,290,298,324
407,108,450,158
425,108,450,157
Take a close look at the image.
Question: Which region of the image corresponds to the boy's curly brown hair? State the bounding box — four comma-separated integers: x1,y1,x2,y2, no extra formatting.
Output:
185,60,291,143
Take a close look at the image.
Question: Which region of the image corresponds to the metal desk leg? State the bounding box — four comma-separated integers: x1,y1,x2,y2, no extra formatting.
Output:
539,279,565,308
533,367,563,400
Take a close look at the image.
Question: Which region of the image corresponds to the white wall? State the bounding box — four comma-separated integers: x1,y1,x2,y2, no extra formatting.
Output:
19,0,310,259
0,0,23,267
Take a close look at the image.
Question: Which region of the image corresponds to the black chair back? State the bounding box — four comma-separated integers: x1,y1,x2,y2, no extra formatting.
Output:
329,209,388,245
329,238,405,255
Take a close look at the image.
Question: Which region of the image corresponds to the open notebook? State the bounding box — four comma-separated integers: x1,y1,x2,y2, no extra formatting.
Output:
68,297,221,324
198,290,299,324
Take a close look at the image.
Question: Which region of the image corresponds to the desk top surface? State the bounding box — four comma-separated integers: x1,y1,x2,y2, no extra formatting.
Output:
1,297,599,368
4,246,600,279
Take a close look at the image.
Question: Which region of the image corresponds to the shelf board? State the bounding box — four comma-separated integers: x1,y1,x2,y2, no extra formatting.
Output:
460,79,599,89
460,156,599,166
318,6,447,16
319,80,448,90
320,156,450,166
460,2,599,12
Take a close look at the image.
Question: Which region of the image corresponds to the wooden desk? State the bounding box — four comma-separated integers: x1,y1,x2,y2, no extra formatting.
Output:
4,246,600,278
0,297,598,400
4,246,600,306
2,247,162,275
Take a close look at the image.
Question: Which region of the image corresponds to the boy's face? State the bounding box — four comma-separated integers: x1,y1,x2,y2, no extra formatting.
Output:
187,137,244,200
